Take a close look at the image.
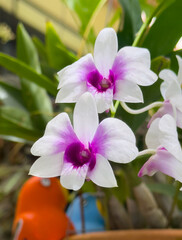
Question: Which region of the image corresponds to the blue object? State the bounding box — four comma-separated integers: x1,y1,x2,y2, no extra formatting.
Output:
66,193,105,233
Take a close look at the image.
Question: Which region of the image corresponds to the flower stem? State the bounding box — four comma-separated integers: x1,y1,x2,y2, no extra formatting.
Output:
120,101,163,115
138,149,156,157
78,190,85,233
167,181,182,227
111,100,120,117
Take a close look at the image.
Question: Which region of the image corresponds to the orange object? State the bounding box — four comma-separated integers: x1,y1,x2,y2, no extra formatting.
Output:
13,177,75,240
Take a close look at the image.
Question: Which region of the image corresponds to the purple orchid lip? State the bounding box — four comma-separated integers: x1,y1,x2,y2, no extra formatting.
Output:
87,69,115,92
64,141,96,170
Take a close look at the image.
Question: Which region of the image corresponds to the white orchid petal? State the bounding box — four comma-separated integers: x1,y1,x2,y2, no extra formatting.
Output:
112,46,157,86
176,55,182,85
147,101,173,128
146,118,161,149
123,65,157,86
148,101,182,129
94,28,118,77
159,69,177,84
29,153,63,177
60,162,88,190
138,149,182,183
31,113,78,156
114,80,143,103
88,88,113,113
56,81,87,103
158,114,182,161
57,54,95,89
116,46,151,67
92,118,138,163
30,136,62,156
88,154,117,187
176,108,182,129
73,93,99,146
159,69,178,99
165,80,181,100
171,95,182,112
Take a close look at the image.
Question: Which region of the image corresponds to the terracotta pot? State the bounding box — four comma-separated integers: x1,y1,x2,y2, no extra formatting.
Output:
64,229,182,240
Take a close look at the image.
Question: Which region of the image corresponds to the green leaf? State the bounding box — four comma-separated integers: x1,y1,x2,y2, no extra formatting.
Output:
167,49,182,74
0,80,25,109
81,181,96,193
0,52,57,96
142,0,182,58
33,36,61,80
17,24,41,72
0,106,33,129
0,171,25,195
151,55,171,74
63,0,105,34
17,23,53,130
112,169,130,203
139,0,163,18
118,0,142,48
0,107,42,142
147,182,182,200
32,36,48,64
46,22,76,70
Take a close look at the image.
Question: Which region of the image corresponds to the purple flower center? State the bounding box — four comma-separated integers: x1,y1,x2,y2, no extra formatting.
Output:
64,142,96,170
87,69,115,92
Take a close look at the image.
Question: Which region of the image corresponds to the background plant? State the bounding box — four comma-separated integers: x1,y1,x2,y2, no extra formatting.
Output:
1,0,182,238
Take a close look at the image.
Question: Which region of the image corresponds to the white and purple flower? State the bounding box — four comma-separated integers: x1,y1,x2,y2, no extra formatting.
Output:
29,93,138,190
56,28,157,113
139,114,182,183
148,55,182,128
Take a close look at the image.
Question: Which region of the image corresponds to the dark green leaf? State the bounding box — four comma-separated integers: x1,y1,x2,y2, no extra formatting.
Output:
33,36,59,78
17,23,53,130
0,106,33,129
46,22,76,70
0,107,43,142
0,80,25,109
32,36,48,64
139,0,163,18
0,120,42,142
167,49,182,74
0,52,57,96
142,0,182,58
118,0,142,47
151,55,171,74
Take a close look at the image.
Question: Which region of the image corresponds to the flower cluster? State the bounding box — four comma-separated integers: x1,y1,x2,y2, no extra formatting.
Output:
149,55,182,128
30,28,182,191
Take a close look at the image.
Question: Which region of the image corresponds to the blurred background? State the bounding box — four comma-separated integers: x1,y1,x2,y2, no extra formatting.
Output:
0,1,120,239
1,0,182,239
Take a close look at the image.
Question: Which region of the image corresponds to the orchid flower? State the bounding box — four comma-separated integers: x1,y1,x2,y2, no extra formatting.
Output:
29,93,138,191
138,114,182,184
56,28,157,113
148,55,182,128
